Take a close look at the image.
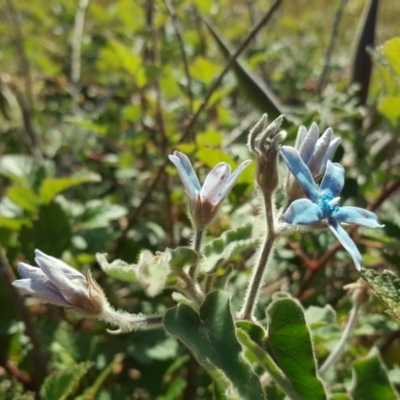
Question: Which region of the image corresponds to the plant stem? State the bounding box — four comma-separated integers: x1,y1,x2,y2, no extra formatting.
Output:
104,308,164,334
189,228,203,278
239,194,276,320
319,303,360,375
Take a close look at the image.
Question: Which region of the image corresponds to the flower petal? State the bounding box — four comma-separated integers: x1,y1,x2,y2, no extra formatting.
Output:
280,146,319,202
221,159,252,198
168,151,201,199
284,198,323,225
18,262,48,281
12,278,71,307
320,161,344,198
317,137,341,176
294,125,308,150
331,206,383,228
327,217,362,271
307,128,332,176
299,122,319,164
34,250,86,281
200,163,231,205
35,255,87,304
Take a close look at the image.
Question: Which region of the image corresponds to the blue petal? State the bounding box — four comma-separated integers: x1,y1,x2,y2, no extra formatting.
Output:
280,146,319,202
298,123,319,164
169,151,201,199
284,198,323,225
307,128,332,176
327,218,362,271
320,161,344,198
331,206,383,228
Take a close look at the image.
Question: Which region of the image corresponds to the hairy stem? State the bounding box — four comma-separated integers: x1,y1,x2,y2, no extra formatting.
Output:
104,307,164,335
189,228,203,278
239,194,276,320
319,303,360,375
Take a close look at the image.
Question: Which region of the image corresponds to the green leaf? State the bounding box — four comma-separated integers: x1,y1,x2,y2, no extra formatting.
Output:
362,269,400,323
6,186,40,212
378,96,400,126
40,175,100,204
202,222,257,273
350,347,397,400
169,247,198,269
96,253,136,282
382,37,400,78
204,19,284,118
266,298,327,400
19,202,71,258
164,291,264,400
76,355,122,400
236,324,297,399
40,362,92,400
305,305,336,328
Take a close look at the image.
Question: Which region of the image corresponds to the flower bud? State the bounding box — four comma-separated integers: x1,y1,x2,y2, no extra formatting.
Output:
248,114,286,194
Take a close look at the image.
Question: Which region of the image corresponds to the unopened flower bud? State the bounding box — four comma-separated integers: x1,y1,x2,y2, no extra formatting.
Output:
248,114,286,194
13,249,108,317
286,123,341,201
344,279,371,307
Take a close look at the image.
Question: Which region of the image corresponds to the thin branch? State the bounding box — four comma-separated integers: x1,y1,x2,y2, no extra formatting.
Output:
317,0,347,95
239,193,277,320
164,0,193,112
319,303,360,375
71,0,89,114
114,0,282,253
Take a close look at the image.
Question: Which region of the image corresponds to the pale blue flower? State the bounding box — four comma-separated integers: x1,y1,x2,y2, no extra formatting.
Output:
169,151,251,229
281,146,383,271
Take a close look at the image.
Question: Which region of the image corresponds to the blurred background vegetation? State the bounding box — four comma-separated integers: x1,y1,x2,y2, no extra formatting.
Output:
1,0,400,398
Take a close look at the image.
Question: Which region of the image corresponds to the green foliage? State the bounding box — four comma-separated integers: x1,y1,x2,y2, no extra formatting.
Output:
362,269,400,323
40,362,92,400
1,0,399,398
164,291,264,399
350,347,398,400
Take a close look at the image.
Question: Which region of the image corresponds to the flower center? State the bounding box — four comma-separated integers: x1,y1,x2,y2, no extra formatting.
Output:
318,195,340,218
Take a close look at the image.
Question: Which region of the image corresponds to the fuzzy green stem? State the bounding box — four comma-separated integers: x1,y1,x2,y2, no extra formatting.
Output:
319,303,360,375
239,194,276,320
189,228,203,278
104,306,164,335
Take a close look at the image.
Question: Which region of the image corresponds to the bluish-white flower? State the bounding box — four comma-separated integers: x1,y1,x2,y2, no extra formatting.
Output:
287,123,341,200
13,249,107,316
169,151,251,229
281,146,383,271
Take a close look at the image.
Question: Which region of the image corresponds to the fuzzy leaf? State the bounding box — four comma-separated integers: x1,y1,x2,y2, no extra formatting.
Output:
202,222,257,273
362,269,400,323
265,298,327,400
169,247,198,269
40,362,92,400
164,291,264,400
350,347,397,400
96,253,136,282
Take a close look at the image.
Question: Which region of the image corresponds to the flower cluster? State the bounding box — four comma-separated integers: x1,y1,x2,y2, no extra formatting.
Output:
280,145,383,271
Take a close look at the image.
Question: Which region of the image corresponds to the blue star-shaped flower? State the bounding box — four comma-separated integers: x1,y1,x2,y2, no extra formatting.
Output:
281,146,383,271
